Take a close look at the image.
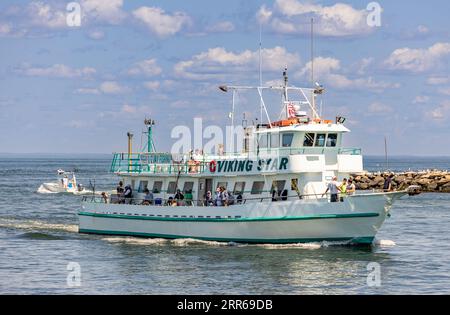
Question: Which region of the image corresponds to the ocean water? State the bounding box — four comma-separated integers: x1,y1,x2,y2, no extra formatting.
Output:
0,155,449,294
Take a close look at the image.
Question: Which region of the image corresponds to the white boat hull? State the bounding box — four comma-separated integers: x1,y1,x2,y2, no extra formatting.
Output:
78,191,405,245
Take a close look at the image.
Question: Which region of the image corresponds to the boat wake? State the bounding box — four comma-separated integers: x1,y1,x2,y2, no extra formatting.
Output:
37,184,96,195
374,239,396,247
0,218,78,233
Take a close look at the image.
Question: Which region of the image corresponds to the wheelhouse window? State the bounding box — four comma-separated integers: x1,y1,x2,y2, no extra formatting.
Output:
138,181,148,193
251,181,265,194
152,181,163,193
270,133,280,148
326,133,338,147
167,182,177,194
282,133,294,147
258,134,268,149
303,133,315,147
315,133,326,147
183,181,194,193
233,182,246,195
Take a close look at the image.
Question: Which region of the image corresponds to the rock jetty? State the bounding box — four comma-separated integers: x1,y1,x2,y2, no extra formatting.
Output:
350,170,450,193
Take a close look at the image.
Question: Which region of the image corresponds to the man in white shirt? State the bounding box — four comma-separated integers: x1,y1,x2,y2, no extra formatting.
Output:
323,176,339,202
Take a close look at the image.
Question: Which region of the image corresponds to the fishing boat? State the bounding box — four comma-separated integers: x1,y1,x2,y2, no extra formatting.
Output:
38,169,87,194
78,68,419,245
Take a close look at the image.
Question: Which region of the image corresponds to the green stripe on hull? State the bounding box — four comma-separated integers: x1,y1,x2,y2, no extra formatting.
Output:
78,211,379,222
79,228,374,245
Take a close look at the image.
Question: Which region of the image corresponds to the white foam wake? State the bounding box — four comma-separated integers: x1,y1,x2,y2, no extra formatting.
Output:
0,218,78,233
374,239,396,247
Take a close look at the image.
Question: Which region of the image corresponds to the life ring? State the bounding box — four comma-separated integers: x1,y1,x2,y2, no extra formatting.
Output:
209,160,217,173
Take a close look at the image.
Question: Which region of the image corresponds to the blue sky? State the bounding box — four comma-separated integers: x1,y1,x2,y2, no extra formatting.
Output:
0,0,449,155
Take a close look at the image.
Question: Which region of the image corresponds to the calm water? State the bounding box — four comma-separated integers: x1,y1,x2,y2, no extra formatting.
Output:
0,156,449,294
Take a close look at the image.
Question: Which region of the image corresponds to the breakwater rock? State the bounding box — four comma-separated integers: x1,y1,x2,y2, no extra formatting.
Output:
350,170,450,193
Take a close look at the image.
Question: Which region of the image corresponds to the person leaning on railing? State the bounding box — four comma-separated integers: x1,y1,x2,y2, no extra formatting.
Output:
339,178,348,202
323,176,339,202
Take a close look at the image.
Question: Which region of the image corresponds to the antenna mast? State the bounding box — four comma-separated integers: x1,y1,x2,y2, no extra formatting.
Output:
259,23,263,123
310,17,317,120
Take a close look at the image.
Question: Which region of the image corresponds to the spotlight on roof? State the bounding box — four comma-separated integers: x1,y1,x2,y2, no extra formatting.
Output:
219,85,228,93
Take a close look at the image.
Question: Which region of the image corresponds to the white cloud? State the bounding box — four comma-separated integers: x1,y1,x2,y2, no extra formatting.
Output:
128,58,162,77
174,46,300,80
76,88,100,95
413,96,430,104
27,1,66,29
208,21,235,33
368,102,393,114
258,0,373,37
80,0,126,24
143,81,160,91
132,6,191,37
427,100,450,120
427,76,449,85
0,22,12,35
297,57,399,92
87,29,105,40
384,42,450,73
99,81,129,94
17,63,96,78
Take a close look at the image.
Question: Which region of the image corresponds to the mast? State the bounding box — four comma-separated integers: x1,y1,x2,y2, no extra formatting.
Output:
144,118,156,153
259,23,263,123
310,17,317,120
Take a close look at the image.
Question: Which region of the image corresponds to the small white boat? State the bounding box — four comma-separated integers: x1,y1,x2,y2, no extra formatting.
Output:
38,169,88,194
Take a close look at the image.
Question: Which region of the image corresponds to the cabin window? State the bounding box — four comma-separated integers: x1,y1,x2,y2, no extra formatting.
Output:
291,179,299,191
152,181,163,193
131,180,136,190
216,182,228,189
138,181,148,193
326,133,338,147
282,133,294,147
183,181,194,193
251,181,265,194
258,134,268,149
233,182,246,195
271,180,286,193
167,182,177,194
303,133,315,147
315,134,326,147
270,133,280,148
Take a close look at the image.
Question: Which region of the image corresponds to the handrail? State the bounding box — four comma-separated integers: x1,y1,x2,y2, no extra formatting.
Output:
110,147,362,174
80,190,381,207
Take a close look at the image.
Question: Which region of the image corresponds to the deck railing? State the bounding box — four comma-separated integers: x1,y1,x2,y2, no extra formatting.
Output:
110,147,362,174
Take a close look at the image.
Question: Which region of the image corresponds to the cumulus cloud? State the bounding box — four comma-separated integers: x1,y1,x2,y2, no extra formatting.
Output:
17,63,96,78
99,81,129,94
143,81,160,91
297,57,399,92
413,95,430,104
384,42,450,73
26,1,67,29
257,0,374,37
80,0,126,24
427,100,450,120
174,46,300,80
128,58,162,77
132,6,191,37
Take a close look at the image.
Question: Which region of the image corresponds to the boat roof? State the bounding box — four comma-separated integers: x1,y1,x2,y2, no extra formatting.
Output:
254,123,350,134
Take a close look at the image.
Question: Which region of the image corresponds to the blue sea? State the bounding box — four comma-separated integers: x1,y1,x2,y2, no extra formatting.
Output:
0,155,449,294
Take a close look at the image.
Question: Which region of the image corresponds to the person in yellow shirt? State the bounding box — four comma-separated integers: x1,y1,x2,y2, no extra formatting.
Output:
339,178,348,202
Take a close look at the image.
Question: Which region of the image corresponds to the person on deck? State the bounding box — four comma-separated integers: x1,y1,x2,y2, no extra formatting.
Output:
339,178,348,202
142,188,154,205
347,179,356,195
123,185,133,204
383,174,394,192
323,176,340,202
